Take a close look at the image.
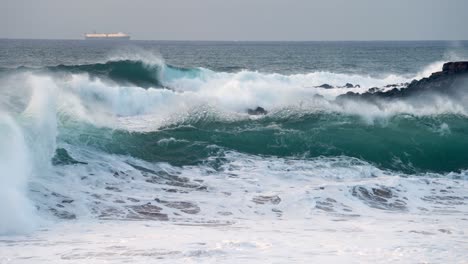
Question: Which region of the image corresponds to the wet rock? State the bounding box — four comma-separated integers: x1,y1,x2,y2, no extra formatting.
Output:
52,148,87,165
441,61,468,74
344,83,354,88
339,61,468,100
316,83,334,89
367,87,380,93
247,106,268,115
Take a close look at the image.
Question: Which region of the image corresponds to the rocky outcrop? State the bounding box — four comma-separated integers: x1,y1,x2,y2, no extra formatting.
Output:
52,148,87,165
340,61,468,100
316,84,334,89
247,106,268,115
442,61,468,74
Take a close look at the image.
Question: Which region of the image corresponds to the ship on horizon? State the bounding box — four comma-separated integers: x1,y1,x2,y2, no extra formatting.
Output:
84,32,130,40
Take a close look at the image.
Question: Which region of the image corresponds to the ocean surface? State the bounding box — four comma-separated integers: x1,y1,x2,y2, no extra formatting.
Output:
0,39,468,263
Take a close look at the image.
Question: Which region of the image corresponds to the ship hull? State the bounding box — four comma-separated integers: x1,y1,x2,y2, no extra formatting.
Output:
85,36,130,40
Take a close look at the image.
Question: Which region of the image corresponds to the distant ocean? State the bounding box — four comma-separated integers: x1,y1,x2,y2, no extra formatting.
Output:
1,39,468,263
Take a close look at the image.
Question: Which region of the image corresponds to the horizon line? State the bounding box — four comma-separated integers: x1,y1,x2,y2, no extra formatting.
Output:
1,37,468,42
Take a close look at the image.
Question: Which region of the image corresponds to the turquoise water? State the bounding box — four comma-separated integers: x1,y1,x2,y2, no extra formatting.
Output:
1,39,468,236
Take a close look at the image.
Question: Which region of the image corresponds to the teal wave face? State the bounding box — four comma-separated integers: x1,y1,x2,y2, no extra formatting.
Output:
48,60,164,88
48,60,205,88
58,113,468,174
1,60,203,88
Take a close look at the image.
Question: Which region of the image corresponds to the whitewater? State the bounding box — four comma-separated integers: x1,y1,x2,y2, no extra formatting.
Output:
0,40,467,263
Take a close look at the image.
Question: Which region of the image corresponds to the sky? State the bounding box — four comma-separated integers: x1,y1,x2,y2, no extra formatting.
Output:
1,0,467,41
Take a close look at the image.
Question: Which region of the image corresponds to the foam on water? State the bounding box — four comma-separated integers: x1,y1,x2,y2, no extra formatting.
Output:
0,54,467,262
4,147,467,263
0,75,58,234
0,113,36,234
30,58,465,132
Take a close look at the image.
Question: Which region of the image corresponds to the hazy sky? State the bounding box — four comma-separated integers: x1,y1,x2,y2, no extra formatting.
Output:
2,0,467,40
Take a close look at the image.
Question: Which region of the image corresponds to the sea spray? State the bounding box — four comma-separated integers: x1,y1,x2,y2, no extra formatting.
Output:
0,113,36,234
22,76,58,173
0,75,58,234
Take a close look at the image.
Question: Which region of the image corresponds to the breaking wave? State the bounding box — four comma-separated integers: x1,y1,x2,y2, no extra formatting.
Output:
0,56,467,234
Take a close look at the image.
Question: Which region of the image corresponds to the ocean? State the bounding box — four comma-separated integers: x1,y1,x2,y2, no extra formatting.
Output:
0,39,467,263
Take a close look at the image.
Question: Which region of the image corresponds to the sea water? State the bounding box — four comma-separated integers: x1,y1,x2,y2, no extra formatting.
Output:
0,40,467,263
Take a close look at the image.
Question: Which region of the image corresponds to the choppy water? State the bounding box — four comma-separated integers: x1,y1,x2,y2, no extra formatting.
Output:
1,39,468,263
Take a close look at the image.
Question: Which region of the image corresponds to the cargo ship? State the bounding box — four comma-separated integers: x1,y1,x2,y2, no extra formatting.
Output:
84,32,130,40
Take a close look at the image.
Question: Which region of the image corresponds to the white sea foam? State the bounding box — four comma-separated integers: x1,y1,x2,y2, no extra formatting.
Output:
0,113,36,234
1,59,467,262
5,146,466,263
37,58,466,131
0,75,58,234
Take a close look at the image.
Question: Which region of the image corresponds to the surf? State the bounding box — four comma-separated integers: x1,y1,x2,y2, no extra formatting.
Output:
1,54,468,236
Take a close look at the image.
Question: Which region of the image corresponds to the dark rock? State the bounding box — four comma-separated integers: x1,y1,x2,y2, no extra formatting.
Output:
52,148,87,165
338,61,468,100
442,61,468,74
247,106,268,115
368,87,380,93
344,83,354,88
316,83,334,89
